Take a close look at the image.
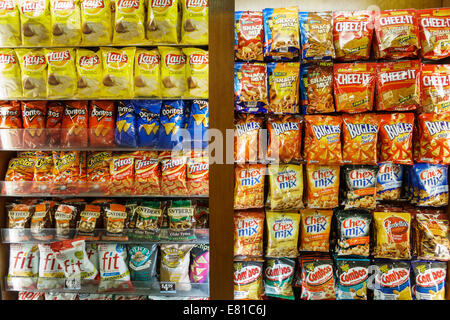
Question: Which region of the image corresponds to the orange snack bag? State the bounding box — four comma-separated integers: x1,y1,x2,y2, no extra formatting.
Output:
187,151,209,196
234,113,262,163
61,101,88,147
32,151,53,192
86,151,111,192
420,64,450,113
52,151,81,193
108,154,134,195
266,114,302,163
417,113,450,165
0,101,22,148
304,115,342,165
418,8,450,60
21,100,47,148
333,62,376,113
342,113,379,165
378,113,415,165
234,210,265,258
133,151,160,195
299,209,333,252
234,163,265,210
306,165,340,209
46,101,64,147
160,151,188,196
376,60,420,111
88,100,115,147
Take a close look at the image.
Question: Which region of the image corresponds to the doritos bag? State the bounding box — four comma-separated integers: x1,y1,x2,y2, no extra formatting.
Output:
0,49,22,99
186,99,208,150
88,100,115,147
115,100,137,147
46,101,64,147
61,101,88,147
21,101,47,149
45,48,77,98
158,100,186,150
146,0,179,44
113,0,145,45
101,47,136,99
0,100,22,149
80,0,112,46
50,0,82,46
134,48,160,97
18,0,51,46
134,100,161,148
16,49,48,99
180,0,208,45
75,48,103,99
0,0,21,46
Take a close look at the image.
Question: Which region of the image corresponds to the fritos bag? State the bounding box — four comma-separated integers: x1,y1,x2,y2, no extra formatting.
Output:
333,62,376,113
45,48,77,98
267,62,299,114
234,113,262,163
183,47,209,99
134,48,160,97
265,211,300,258
234,260,264,300
378,113,415,165
418,8,450,60
0,49,22,99
80,0,112,46
0,0,21,46
180,0,208,45
333,10,374,61
420,64,450,113
376,60,420,111
160,151,188,196
373,211,411,259
75,48,102,98
101,47,136,99
300,62,334,114
304,115,343,165
108,154,134,195
159,46,187,98
299,11,335,61
235,11,264,61
21,101,47,148
18,0,51,46
233,210,264,258
61,101,88,147
299,209,333,252
147,0,179,44
306,164,340,209
417,113,450,164
263,7,300,60
234,163,265,210
187,152,209,196
234,62,268,113
88,100,115,147
16,49,48,99
299,254,336,300
133,152,160,195
267,163,304,211
266,114,302,163
50,0,81,46
342,113,379,165
113,0,145,45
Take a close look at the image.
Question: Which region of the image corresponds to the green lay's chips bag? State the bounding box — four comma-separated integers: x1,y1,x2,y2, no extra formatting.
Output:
114,100,137,147
158,100,186,150
134,100,162,148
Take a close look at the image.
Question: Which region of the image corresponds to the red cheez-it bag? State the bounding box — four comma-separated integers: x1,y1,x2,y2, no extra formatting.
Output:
187,152,209,196
160,151,188,196
21,101,47,148
417,113,450,165
418,8,450,60
420,64,450,113
378,113,415,165
108,154,134,195
61,101,88,147
133,151,160,195
88,101,115,147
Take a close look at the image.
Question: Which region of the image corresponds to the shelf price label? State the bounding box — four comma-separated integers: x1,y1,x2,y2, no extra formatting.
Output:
65,278,81,290
160,282,176,294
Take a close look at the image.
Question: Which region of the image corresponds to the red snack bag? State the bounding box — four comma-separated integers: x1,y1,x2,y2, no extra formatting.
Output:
418,8,450,60
266,114,302,163
133,151,160,195
108,154,134,195
420,64,450,113
304,115,343,165
46,102,64,147
333,10,374,61
88,101,115,147
32,151,54,193
234,113,263,163
160,151,188,196
376,60,420,111
87,151,111,192
235,11,264,61
417,113,450,165
187,151,209,196
61,101,88,147
378,113,415,165
0,100,22,148
21,101,47,148
333,63,376,113
4,157,35,194
52,151,81,193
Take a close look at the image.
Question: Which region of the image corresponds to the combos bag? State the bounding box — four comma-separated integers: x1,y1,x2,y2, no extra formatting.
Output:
181,0,208,45
50,0,82,46
75,48,102,98
135,100,162,148
234,62,268,113
16,49,47,99
267,62,300,114
113,0,145,45
420,64,450,113
412,260,447,300
80,0,112,46
374,260,412,300
101,47,136,99
88,100,115,147
134,48,160,97
0,49,22,99
147,0,179,44
235,11,264,61
299,62,334,114
0,0,21,46
299,11,335,62
234,260,264,300
45,48,77,98
264,258,295,300
418,8,450,60
183,47,209,99
299,254,336,300
159,46,187,98
18,0,51,46
335,258,370,300
115,100,137,147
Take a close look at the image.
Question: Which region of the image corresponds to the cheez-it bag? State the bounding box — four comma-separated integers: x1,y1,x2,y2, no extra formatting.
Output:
417,113,450,165
420,64,450,113
61,101,88,147
418,8,450,60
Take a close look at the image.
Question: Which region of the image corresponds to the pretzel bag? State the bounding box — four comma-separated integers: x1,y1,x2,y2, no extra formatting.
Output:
88,100,114,147
299,11,335,61
103,203,130,240
235,11,264,61
234,260,264,300
265,211,300,258
267,62,300,114
299,209,333,252
234,62,268,113
333,10,374,61
300,62,334,114
21,101,47,148
131,201,164,241
333,62,376,113
373,211,411,259
233,210,264,258
414,213,450,261
61,101,88,147
267,114,302,163
167,199,196,242
417,113,450,164
234,163,265,210
0,49,22,99
160,151,188,196
420,64,450,113
418,8,450,60
306,164,340,209
0,0,21,47
267,163,303,211
16,49,47,99
234,113,263,163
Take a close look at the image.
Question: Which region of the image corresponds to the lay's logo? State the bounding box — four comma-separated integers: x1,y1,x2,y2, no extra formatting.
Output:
106,52,128,64
117,0,139,9
186,0,208,8
0,53,16,65
53,0,75,11
0,0,14,11
21,0,45,13
79,55,100,67
265,263,293,281
165,53,186,67
378,268,409,287
138,53,159,65
82,0,104,9
340,267,368,286
152,0,172,8
47,50,71,63
190,53,209,65
416,268,446,287
23,54,46,67
306,265,333,285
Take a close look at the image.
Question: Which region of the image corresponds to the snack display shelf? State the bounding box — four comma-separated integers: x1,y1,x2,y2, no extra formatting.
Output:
4,277,210,297
0,97,203,101
1,229,210,245
0,44,208,49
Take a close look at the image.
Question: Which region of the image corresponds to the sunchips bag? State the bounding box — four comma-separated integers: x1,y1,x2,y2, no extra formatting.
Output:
115,100,137,147
80,0,112,46
50,0,81,46
183,48,208,99
159,46,187,98
180,0,208,45
0,49,22,99
18,0,51,46
113,0,145,45
16,49,48,99
134,48,160,97
101,47,136,99
45,48,77,98
76,48,102,99
419,8,450,60
134,100,162,148
147,0,179,44
0,0,21,46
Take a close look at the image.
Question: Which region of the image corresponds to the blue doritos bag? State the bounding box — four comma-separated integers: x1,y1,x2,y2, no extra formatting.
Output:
134,100,162,148
158,100,186,150
186,99,209,150
114,100,137,147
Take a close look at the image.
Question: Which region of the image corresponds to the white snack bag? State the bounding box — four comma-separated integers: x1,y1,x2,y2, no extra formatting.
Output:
86,242,99,271
98,243,134,292
44,292,78,300
18,291,45,300
37,244,65,290
160,244,194,291
7,243,39,290
78,293,114,300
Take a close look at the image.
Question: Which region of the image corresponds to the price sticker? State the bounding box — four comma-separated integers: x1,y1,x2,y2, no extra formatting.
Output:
160,282,176,294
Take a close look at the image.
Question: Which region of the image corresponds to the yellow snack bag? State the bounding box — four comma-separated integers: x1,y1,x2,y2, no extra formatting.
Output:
267,62,300,114
265,211,300,258
180,0,208,45
18,0,52,46
267,163,304,211
159,46,186,98
147,0,179,44
0,49,22,99
0,0,21,46
101,47,136,98
113,0,145,45
50,0,82,46
373,211,411,260
45,48,77,98
182,47,208,99
75,48,102,98
16,49,48,99
80,0,112,46
134,48,160,97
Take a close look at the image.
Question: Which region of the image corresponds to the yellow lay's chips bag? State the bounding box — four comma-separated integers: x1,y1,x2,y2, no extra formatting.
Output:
113,0,145,45
50,0,82,46
16,48,48,99
0,49,22,98
0,0,21,46
159,46,186,98
18,0,52,46
134,48,160,97
80,0,112,46
180,0,208,45
46,48,77,98
147,0,179,44
76,48,102,98
183,47,208,99
101,47,136,98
